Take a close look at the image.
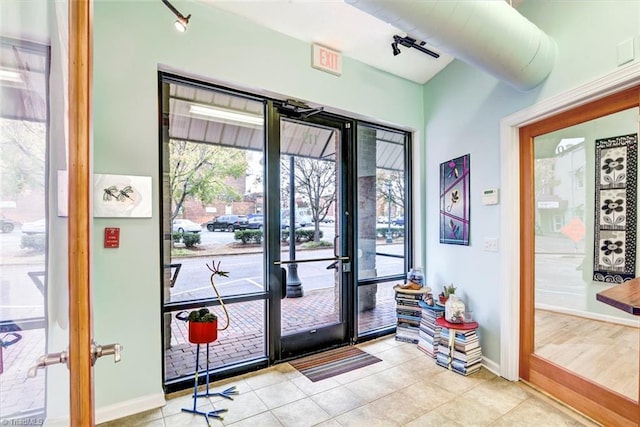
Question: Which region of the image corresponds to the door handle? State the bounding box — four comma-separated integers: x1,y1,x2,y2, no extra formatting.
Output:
326,260,338,270
91,341,123,364
28,340,123,377
280,267,287,300
28,350,68,377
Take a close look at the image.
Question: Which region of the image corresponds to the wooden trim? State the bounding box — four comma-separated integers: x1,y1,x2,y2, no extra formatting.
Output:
69,1,94,425
518,125,535,380
521,85,639,138
519,85,640,426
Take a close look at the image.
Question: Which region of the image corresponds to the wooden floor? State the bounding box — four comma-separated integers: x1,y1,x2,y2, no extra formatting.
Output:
535,309,639,400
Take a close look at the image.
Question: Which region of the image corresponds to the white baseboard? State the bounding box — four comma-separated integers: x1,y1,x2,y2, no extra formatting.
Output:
44,393,166,425
96,392,166,424
482,356,501,378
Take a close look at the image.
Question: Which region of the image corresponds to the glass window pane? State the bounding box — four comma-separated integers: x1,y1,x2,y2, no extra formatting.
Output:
164,301,266,380
356,124,408,335
161,80,267,385
0,36,49,420
357,280,398,332
533,106,640,400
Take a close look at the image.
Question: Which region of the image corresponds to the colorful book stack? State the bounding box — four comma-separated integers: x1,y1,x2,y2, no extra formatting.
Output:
394,288,425,344
435,318,481,376
417,300,444,357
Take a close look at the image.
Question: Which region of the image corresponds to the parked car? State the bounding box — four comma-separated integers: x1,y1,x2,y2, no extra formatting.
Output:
320,215,335,223
206,215,249,232
22,218,46,234
0,216,15,233
281,216,311,229
172,219,202,234
392,217,405,226
246,215,263,230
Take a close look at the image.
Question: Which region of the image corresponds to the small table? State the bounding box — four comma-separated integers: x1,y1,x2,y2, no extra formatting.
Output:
595,279,640,316
435,318,481,376
436,318,478,330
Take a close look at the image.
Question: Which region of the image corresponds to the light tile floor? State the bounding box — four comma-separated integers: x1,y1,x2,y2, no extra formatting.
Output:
99,336,600,427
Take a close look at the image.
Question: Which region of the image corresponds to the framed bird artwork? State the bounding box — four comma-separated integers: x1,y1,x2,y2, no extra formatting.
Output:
440,154,470,245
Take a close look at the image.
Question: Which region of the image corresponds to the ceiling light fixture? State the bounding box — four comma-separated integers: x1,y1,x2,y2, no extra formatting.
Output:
189,104,264,126
391,42,401,56
161,0,191,32
391,35,440,59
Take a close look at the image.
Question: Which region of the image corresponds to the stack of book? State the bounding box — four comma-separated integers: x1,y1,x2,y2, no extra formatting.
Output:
435,319,482,376
417,301,444,357
394,289,423,344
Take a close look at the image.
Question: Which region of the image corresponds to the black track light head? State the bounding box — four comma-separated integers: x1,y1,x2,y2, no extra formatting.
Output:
391,42,401,56
392,35,440,59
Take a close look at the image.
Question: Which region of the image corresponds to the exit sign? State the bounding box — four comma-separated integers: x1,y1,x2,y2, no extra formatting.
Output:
312,44,342,76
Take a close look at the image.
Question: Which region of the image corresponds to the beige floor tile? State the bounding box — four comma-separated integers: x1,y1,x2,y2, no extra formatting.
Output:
375,345,418,366
334,404,402,427
402,379,457,410
490,397,596,427
274,362,304,380
312,420,343,427
374,363,422,388
403,411,464,427
461,377,530,415
343,371,398,403
254,380,307,409
364,391,431,425
217,390,268,425
163,409,223,427
428,368,489,395
271,397,331,427
129,338,614,427
161,394,214,418
431,396,504,426
291,374,341,396
310,384,365,417
243,366,291,391
226,411,283,427
356,338,396,355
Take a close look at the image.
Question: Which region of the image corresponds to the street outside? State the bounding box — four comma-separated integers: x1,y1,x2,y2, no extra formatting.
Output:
169,223,405,303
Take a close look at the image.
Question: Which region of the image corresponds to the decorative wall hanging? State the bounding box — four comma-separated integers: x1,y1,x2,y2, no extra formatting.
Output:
440,154,470,245
593,133,637,283
94,174,152,218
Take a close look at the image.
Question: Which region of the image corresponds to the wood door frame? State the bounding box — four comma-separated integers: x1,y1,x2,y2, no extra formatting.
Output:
69,0,94,424
499,63,640,382
519,86,640,426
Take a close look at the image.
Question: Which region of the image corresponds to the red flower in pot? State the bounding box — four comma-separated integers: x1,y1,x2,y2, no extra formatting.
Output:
178,308,218,344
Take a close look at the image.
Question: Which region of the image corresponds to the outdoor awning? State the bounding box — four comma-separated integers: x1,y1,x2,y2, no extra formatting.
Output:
168,83,405,171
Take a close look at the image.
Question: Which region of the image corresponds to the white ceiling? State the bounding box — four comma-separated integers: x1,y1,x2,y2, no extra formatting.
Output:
199,0,455,84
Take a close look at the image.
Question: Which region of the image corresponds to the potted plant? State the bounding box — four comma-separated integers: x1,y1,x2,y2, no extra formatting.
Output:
177,307,218,344
439,283,456,304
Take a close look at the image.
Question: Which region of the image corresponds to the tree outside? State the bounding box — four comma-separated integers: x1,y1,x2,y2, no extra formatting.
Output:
169,141,248,220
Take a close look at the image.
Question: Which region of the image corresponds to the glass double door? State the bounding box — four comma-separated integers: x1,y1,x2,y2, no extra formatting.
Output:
269,110,352,361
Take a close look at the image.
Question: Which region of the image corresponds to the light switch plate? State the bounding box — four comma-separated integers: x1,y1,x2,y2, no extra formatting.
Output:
483,237,498,252
617,38,634,66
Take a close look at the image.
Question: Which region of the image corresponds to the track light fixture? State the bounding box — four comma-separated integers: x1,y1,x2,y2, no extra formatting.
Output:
391,35,439,59
161,0,191,32
391,42,401,56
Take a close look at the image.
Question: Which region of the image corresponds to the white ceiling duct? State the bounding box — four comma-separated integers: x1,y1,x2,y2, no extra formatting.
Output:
346,0,555,91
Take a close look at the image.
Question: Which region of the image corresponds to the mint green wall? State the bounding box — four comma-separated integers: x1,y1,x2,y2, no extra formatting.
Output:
422,1,640,365
93,0,423,409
